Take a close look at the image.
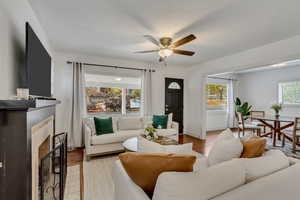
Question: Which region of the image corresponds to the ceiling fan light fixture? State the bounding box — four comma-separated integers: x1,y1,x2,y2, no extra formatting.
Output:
158,48,173,58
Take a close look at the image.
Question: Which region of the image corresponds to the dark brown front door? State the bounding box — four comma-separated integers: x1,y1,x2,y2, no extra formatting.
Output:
165,78,184,133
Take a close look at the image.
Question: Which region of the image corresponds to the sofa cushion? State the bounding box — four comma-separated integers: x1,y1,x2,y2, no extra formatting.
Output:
152,159,245,200
91,132,139,145
83,118,96,135
153,115,168,129
237,150,290,183
240,136,266,158
119,152,196,198
94,117,114,135
118,130,142,136
212,162,300,200
208,129,243,166
142,116,153,127
156,128,177,137
118,117,143,131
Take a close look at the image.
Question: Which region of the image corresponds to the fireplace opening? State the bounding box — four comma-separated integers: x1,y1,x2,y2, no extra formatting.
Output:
39,133,68,200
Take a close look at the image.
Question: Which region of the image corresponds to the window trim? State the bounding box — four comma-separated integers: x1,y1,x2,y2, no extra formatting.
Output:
278,80,300,106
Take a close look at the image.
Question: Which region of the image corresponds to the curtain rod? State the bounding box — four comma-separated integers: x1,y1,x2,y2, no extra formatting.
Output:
207,76,238,81
66,61,155,72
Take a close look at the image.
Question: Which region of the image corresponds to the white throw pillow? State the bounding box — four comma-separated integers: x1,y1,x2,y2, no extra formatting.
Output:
138,137,207,170
152,159,246,200
118,117,143,131
237,150,290,183
167,113,173,129
138,137,193,154
137,137,165,153
208,129,243,166
163,143,193,154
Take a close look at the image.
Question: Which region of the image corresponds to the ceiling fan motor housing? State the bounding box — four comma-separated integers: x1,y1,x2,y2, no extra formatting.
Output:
160,37,173,47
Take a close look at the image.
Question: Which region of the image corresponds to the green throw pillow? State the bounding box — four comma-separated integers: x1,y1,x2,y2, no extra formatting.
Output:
94,117,114,135
152,115,168,129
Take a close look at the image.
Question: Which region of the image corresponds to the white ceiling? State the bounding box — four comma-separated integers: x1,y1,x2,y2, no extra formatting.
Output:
29,0,300,66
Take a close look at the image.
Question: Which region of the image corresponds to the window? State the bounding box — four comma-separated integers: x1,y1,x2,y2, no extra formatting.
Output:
126,89,141,113
86,87,122,113
279,81,300,105
168,82,181,89
206,84,228,110
85,73,141,114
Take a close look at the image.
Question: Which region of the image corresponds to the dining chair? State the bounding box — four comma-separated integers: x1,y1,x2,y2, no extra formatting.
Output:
236,112,261,137
282,117,300,153
250,111,267,133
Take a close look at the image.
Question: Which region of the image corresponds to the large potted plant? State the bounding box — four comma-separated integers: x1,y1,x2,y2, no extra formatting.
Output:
234,97,252,120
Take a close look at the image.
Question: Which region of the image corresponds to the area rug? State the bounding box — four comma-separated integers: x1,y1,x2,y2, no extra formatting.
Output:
83,155,118,200
265,137,300,159
64,165,81,200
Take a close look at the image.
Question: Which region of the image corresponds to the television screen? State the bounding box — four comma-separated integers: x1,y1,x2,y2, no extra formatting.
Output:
25,22,52,97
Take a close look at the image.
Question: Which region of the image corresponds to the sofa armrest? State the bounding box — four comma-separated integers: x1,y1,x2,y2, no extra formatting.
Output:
112,160,150,200
289,157,300,165
171,121,179,133
84,124,92,148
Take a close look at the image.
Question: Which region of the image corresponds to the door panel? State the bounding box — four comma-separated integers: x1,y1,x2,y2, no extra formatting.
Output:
165,78,184,133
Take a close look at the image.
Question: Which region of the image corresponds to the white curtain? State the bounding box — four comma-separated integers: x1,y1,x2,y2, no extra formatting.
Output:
141,69,153,116
69,62,86,148
227,79,236,128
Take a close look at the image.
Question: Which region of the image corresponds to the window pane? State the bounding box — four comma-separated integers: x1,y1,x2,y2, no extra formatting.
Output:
86,87,122,113
168,82,181,89
126,89,141,113
280,82,300,104
206,84,227,110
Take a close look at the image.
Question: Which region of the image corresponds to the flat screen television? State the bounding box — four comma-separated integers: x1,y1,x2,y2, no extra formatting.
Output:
25,22,52,97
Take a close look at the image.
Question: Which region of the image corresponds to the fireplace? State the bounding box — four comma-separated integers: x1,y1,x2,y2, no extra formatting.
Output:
0,99,61,200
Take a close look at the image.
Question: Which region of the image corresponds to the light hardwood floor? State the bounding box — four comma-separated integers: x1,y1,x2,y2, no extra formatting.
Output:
66,130,223,200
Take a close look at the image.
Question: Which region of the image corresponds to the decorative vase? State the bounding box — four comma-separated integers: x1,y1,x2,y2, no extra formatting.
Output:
275,110,280,118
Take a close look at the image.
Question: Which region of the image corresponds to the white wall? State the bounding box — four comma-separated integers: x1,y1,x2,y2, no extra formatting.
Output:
0,0,52,99
237,65,300,117
186,35,300,138
52,52,189,134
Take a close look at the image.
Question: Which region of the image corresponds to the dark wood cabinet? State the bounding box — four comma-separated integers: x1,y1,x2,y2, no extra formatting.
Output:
0,100,60,200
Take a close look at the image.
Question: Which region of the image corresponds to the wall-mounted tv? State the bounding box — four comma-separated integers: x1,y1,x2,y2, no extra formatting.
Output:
25,22,52,97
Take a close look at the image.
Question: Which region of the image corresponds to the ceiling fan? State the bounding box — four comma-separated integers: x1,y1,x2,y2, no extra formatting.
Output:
135,34,197,62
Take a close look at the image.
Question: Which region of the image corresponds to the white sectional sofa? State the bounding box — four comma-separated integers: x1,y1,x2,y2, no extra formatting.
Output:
83,116,179,159
112,153,300,200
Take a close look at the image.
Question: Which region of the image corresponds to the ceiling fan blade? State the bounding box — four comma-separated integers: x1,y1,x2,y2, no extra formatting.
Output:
144,35,161,47
171,34,196,48
134,50,159,53
173,49,195,56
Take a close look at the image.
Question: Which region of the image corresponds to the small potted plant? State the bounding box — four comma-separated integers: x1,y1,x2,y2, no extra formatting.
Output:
271,103,282,118
234,97,252,120
144,125,158,141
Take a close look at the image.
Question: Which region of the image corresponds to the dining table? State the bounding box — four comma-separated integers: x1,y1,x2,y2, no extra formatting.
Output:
252,115,295,147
